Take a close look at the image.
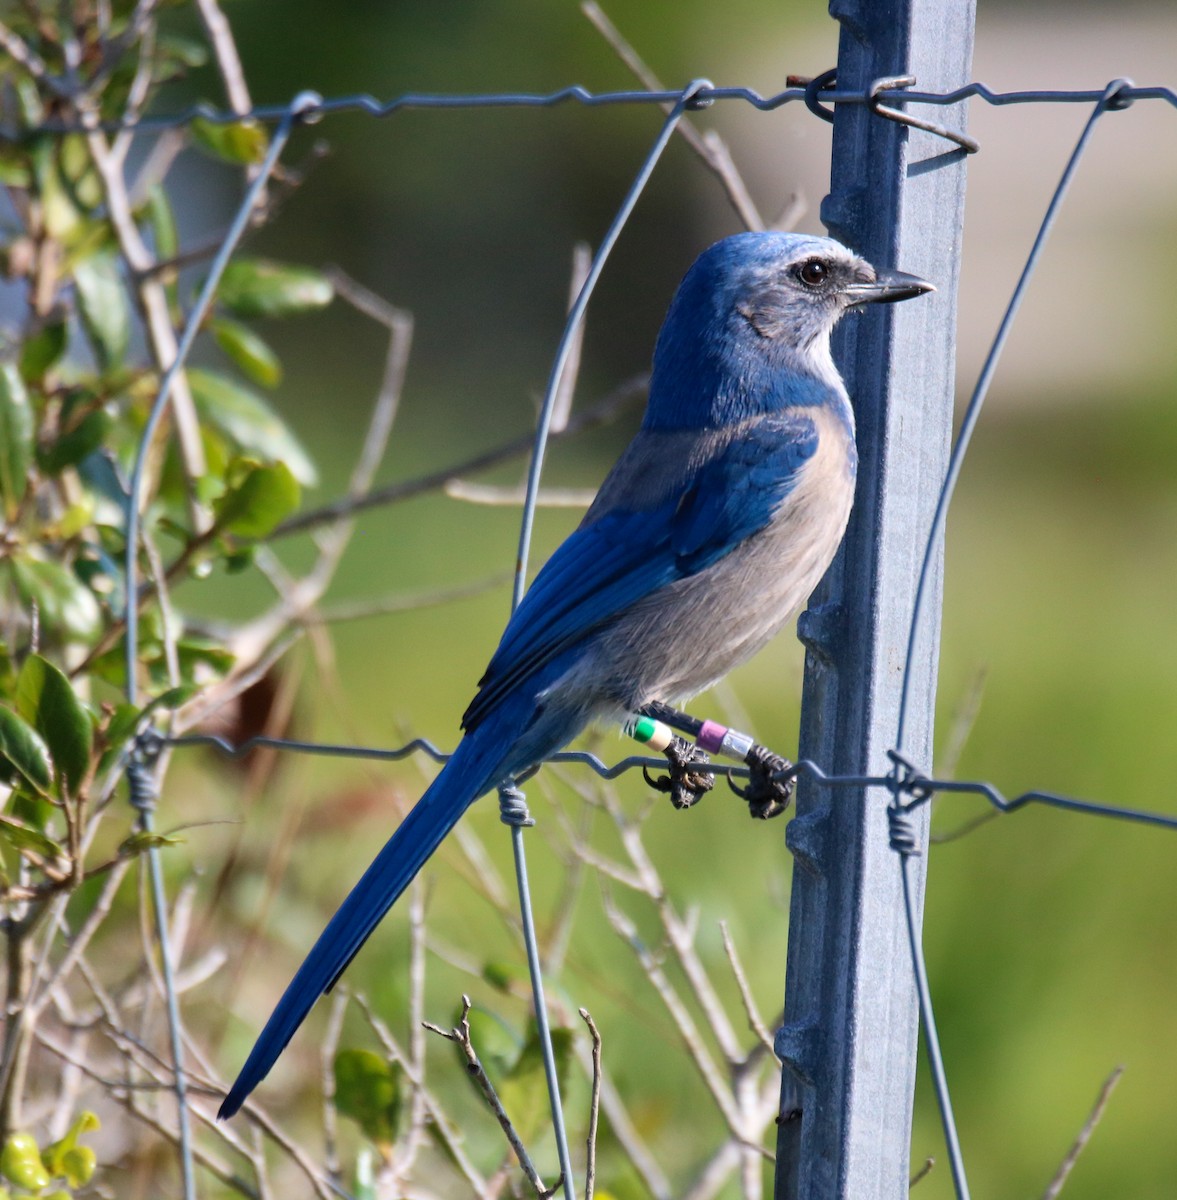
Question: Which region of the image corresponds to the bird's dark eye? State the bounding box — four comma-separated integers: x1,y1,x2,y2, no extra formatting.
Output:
796,258,829,287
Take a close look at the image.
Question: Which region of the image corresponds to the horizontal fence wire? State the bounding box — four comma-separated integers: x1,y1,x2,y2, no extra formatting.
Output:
29,63,1172,1200
160,732,1177,834
10,79,1177,139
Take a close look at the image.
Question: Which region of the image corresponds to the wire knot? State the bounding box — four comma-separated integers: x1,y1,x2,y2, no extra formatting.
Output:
886,749,934,807
681,78,715,110
1103,77,1136,111
498,783,535,828
290,90,325,124
127,732,163,815
887,805,922,857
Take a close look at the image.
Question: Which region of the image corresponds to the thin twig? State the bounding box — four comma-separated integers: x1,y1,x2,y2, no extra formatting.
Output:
601,789,743,1064
444,479,597,507
353,993,488,1194
719,921,777,1059
320,990,350,1184
579,1009,601,1200
551,243,592,433
580,1,764,230
0,20,55,85
600,892,743,1131
272,374,646,540
307,573,512,626
910,1156,935,1187
1041,1066,1124,1200
34,1029,259,1198
194,0,253,116
423,995,557,1198
80,109,209,530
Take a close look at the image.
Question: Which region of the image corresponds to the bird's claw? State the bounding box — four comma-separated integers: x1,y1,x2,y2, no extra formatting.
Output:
729,745,794,819
643,736,715,810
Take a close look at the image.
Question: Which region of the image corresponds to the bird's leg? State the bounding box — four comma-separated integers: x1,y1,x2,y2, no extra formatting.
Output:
634,726,715,810
733,743,794,820
631,701,795,820
626,710,715,809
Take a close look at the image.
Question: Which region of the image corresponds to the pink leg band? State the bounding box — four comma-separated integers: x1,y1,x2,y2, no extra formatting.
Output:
696,720,728,754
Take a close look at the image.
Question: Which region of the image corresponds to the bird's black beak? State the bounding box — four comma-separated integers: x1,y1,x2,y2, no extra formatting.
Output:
844,268,935,306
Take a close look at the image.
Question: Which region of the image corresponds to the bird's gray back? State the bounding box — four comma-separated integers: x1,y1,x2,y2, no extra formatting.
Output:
551,401,856,720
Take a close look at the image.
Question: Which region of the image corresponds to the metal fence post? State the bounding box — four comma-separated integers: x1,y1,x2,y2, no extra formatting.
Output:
773,2,975,1197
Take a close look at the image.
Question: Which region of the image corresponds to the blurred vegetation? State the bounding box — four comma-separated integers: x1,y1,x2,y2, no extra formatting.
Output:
1,0,1176,1198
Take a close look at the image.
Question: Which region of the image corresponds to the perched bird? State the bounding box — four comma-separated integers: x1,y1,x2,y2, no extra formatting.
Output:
219,231,932,1118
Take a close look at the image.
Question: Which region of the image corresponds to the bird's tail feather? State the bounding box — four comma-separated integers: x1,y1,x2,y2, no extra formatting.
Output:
217,728,503,1119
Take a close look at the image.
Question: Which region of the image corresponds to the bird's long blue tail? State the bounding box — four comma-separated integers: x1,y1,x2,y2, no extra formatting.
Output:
217,724,509,1119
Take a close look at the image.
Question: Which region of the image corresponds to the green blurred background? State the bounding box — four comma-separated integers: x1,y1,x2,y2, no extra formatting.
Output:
160,1,1177,1196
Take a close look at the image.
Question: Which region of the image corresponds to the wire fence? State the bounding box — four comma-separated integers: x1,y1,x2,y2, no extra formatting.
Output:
2,6,1177,1199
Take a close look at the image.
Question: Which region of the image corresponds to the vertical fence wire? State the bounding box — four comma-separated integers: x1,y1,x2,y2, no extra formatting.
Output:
120,94,318,1200
503,78,709,1200
890,77,1137,1200
894,77,1135,757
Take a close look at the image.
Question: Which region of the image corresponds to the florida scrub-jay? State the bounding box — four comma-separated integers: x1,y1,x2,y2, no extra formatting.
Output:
219,230,932,1117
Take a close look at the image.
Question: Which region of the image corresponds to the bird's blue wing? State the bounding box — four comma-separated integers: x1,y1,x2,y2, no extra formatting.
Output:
463,413,820,730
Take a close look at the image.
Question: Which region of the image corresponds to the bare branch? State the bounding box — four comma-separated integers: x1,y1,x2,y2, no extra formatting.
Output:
579,1008,602,1200
272,374,646,540
0,20,56,86
444,480,597,508
551,242,592,433
81,115,210,529
910,1157,935,1187
320,990,350,1182
719,921,777,1059
1041,1066,1124,1200
600,891,743,1131
423,995,558,1198
353,993,488,1194
580,1,764,230
194,0,253,116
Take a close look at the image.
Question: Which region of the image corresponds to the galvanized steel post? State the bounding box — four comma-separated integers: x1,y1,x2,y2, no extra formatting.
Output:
774,2,975,1197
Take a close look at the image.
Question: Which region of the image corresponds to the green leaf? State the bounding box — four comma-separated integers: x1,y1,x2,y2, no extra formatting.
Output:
120,830,183,855
146,684,200,714
333,1049,402,1148
146,185,178,262
0,706,53,795
191,117,269,165
0,814,64,860
481,960,530,994
213,460,300,539
0,1132,50,1190
37,407,112,474
211,317,283,388
58,135,102,211
101,702,140,745
16,655,93,794
0,363,33,520
8,556,102,643
216,258,334,319
158,34,208,70
188,368,317,485
74,252,130,370
498,1024,574,1143
19,314,68,381
173,637,234,681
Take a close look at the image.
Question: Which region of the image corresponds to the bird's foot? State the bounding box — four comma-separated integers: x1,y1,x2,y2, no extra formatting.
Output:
730,745,795,819
643,736,715,810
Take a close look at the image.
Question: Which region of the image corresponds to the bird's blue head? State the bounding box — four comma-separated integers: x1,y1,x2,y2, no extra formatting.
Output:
643,232,932,432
